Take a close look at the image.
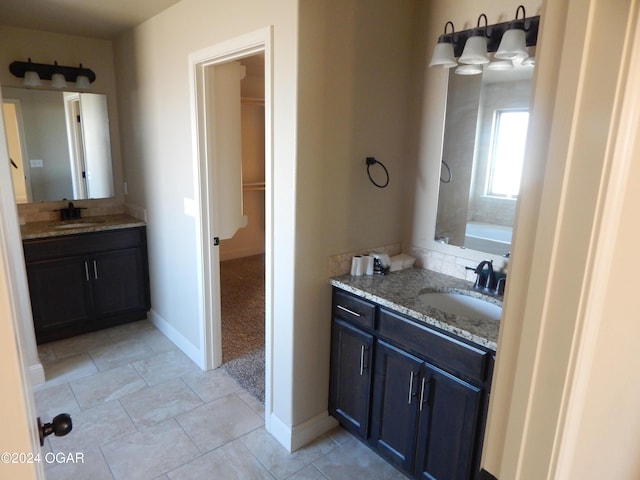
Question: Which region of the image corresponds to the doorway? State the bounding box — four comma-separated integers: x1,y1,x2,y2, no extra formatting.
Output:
189,27,273,421
219,54,266,403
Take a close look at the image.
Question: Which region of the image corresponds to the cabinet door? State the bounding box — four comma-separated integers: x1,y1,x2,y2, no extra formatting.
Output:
329,319,374,438
91,248,149,317
414,363,483,480
26,257,92,342
370,340,423,473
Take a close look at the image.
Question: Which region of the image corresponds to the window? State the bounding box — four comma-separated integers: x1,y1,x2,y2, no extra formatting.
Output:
485,109,529,198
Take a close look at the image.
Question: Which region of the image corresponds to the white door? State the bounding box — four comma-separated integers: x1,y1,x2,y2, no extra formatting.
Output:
192,57,250,369
79,93,114,199
0,85,44,480
63,93,87,199
206,61,248,240
3,99,32,203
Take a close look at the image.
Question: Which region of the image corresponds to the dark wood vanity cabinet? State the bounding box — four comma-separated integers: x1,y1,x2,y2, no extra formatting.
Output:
329,287,493,480
329,319,374,438
23,227,151,344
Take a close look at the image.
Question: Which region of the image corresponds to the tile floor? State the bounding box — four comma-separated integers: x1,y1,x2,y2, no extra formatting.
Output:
34,320,407,480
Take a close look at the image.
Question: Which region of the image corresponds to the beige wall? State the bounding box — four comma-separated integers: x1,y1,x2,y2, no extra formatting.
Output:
113,0,299,434
294,0,414,427
480,0,640,477
114,0,414,440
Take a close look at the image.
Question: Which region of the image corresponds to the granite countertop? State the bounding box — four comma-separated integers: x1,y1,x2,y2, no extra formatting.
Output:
330,268,501,350
21,214,146,240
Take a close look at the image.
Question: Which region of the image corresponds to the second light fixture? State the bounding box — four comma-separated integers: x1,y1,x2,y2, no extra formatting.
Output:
428,5,539,74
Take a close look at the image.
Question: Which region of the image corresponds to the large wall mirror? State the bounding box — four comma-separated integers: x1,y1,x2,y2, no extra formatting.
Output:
434,60,534,257
3,87,114,204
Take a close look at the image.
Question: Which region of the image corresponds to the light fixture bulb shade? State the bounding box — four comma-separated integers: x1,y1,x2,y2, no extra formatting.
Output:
429,42,457,68
24,70,41,88
455,64,483,75
459,35,489,65
75,75,90,89
51,73,67,89
495,28,528,60
487,60,514,71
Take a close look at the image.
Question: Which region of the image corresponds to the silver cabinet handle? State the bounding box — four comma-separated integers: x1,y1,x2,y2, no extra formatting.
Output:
360,345,365,376
336,304,361,317
419,377,426,411
93,260,98,279
84,261,89,281
408,371,414,404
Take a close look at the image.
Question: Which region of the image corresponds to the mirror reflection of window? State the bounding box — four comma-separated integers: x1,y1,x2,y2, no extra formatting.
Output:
486,109,529,198
434,62,534,257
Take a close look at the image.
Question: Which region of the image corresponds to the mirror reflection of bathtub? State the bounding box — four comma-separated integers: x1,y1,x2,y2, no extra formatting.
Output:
434,58,534,258
463,221,512,257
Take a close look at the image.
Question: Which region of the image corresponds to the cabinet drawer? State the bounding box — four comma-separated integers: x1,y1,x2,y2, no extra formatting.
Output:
378,308,490,383
332,288,376,331
24,228,145,262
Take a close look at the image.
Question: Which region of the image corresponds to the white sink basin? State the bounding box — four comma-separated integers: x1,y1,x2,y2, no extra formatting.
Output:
419,291,502,322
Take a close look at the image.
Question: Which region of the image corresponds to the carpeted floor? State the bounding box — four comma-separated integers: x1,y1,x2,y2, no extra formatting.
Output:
219,254,265,403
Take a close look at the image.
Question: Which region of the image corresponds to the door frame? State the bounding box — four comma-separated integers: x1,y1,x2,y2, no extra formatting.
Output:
3,98,33,203
63,93,87,199
189,26,273,415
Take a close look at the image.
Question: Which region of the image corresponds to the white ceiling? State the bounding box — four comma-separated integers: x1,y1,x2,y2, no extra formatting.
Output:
0,0,183,39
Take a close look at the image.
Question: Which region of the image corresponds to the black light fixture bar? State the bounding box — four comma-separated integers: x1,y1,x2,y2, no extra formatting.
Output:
9,59,96,84
440,15,539,58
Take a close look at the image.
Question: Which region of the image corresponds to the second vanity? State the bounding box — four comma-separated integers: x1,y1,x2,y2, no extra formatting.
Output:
329,268,500,480
21,214,151,344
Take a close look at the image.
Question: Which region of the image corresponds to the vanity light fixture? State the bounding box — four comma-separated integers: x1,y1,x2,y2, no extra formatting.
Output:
428,6,540,73
495,6,530,60
428,21,458,68
9,59,96,89
459,14,490,65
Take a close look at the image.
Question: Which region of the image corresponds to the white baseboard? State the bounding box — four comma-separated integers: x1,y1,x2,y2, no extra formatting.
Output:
268,411,338,453
29,362,45,386
148,309,204,369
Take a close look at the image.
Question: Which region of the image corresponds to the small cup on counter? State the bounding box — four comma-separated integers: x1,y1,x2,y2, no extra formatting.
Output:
350,255,364,276
362,254,374,275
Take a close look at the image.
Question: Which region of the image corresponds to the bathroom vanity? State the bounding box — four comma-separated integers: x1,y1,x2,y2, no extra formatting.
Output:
329,269,499,480
21,215,151,344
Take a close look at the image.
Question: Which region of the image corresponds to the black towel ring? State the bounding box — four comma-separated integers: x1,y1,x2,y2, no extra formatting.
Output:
440,160,452,183
366,157,389,188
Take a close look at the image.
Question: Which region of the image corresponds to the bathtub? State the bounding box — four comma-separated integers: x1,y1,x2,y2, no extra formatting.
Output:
464,221,512,256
